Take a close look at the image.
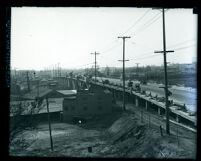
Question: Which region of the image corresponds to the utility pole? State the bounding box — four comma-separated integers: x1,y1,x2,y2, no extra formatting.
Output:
14,68,17,83
136,63,140,80
37,79,39,98
55,64,56,77
26,71,30,92
118,36,131,111
57,63,60,78
59,66,61,77
53,64,57,77
33,71,39,98
46,97,54,151
33,71,36,78
91,51,100,82
154,8,174,135
52,65,54,78
53,65,55,77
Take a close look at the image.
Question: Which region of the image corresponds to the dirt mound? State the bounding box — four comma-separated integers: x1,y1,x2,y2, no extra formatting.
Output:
108,113,136,134
9,112,196,158
105,112,195,159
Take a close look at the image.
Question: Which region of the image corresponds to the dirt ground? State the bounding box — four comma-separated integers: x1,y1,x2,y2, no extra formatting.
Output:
9,103,197,158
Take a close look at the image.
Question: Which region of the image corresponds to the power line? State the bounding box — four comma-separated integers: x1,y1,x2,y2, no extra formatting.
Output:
131,11,161,34
169,44,195,51
100,9,151,56
122,8,151,35
128,38,196,62
167,45,196,60
171,44,196,51
100,46,158,64
133,9,171,36
140,12,161,28
76,63,94,68
130,53,161,61
167,39,196,48
129,44,196,62
101,9,150,53
133,12,161,35
99,10,163,61
129,40,154,51
100,39,119,53
101,40,121,53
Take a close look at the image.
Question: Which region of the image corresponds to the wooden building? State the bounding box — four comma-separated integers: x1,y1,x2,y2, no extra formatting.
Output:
62,87,113,122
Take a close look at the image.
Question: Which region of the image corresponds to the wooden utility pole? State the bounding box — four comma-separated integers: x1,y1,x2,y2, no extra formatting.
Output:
154,8,174,135
55,64,57,77
57,63,60,77
118,36,131,111
91,51,100,82
52,66,53,78
14,68,17,83
136,63,140,79
26,71,30,92
46,97,54,151
52,65,55,78
59,66,62,77
37,79,39,98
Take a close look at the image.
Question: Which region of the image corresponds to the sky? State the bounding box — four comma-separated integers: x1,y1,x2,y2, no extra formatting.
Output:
11,7,197,70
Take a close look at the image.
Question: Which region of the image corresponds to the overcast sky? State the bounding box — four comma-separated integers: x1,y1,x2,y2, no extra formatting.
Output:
11,7,197,70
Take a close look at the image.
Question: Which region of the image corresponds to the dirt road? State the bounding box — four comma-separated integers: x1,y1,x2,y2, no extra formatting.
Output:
9,102,196,158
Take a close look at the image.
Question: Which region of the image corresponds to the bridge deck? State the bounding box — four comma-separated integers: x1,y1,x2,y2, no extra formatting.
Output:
89,81,196,124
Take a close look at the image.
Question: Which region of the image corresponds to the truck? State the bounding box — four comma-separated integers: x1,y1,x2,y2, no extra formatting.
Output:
127,80,133,88
102,79,110,84
134,83,141,92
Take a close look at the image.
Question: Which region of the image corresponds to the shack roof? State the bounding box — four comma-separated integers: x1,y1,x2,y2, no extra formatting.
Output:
23,87,52,99
56,90,77,95
10,95,35,101
64,96,76,100
17,89,77,100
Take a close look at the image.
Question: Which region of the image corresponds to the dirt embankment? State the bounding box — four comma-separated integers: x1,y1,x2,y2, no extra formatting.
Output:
9,110,196,158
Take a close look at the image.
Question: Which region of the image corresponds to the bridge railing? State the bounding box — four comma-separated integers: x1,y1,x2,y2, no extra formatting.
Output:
88,80,196,126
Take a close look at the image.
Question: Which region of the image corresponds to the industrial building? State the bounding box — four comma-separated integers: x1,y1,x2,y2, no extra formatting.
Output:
62,86,113,122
